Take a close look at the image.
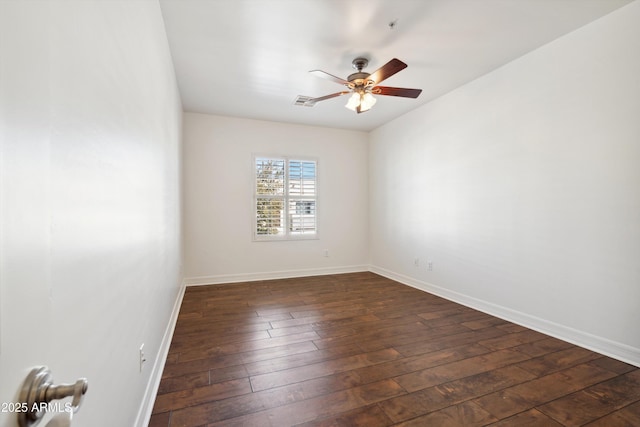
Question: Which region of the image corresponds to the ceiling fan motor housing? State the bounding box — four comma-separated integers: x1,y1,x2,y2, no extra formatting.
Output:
347,72,371,83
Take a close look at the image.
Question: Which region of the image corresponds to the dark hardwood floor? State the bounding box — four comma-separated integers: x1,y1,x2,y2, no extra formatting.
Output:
149,272,640,426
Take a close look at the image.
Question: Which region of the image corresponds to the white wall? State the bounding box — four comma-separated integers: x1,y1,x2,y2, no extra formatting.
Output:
183,113,369,283
369,1,640,366
0,1,182,426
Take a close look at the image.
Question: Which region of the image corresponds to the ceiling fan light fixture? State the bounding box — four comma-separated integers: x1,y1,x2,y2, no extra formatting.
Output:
345,92,361,111
360,92,377,111
345,91,377,112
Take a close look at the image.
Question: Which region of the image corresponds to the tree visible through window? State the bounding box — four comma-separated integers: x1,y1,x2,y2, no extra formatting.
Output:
254,156,317,240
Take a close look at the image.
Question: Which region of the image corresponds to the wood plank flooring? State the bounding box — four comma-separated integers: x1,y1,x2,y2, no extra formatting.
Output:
149,272,640,426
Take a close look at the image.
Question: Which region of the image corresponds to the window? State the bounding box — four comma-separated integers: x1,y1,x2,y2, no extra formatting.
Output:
254,156,317,240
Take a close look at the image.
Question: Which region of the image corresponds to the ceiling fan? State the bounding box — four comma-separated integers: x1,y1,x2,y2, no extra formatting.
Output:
297,57,422,114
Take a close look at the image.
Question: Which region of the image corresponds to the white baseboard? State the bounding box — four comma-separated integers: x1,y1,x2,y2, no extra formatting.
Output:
370,265,640,368
135,281,186,427
184,264,369,286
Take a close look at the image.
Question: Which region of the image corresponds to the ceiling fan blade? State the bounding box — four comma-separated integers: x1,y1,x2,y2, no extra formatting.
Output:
367,58,407,85
311,91,350,103
372,86,422,98
309,70,350,86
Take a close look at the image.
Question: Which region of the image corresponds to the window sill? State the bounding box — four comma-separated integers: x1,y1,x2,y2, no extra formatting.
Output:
253,234,319,242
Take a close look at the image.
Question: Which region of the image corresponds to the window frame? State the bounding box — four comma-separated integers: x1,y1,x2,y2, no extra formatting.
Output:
252,154,319,241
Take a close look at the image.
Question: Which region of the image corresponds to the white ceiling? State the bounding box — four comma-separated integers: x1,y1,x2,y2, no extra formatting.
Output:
159,0,632,132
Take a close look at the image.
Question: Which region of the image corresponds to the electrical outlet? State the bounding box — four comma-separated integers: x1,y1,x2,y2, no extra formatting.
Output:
323,249,329,257
427,261,433,271
414,257,420,267
139,343,146,372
